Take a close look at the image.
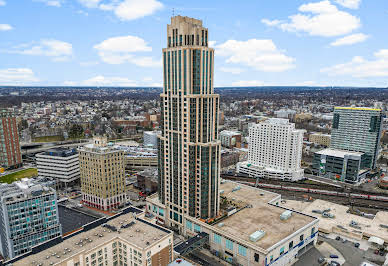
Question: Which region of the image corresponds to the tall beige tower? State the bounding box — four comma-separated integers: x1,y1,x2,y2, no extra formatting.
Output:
79,136,126,211
158,16,221,226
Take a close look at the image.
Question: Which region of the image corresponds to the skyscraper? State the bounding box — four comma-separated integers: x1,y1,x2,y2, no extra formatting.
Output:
330,107,383,169
0,110,22,170
158,16,220,225
79,136,126,211
237,118,304,181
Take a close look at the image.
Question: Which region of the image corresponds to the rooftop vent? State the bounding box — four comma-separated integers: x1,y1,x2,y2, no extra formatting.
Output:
280,210,293,220
232,186,241,192
249,230,265,242
218,223,224,227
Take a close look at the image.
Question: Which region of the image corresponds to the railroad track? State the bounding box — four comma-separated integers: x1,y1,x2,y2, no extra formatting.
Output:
221,174,388,197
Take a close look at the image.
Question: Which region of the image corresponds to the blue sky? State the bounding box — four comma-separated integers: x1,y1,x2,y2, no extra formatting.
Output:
0,0,387,87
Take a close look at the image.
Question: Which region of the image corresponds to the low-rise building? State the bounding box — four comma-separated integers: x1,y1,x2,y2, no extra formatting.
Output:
312,148,370,183
136,168,158,195
147,181,319,266
10,208,173,266
123,146,158,169
309,133,331,147
36,148,80,187
0,179,62,259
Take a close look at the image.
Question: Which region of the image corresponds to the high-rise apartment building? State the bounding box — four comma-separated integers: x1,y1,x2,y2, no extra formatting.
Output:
330,107,383,169
237,118,304,181
158,16,221,225
0,179,61,259
0,110,22,170
79,136,126,211
36,148,80,188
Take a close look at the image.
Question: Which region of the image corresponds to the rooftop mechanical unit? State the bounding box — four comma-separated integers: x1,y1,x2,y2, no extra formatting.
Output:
249,230,265,242
280,210,293,220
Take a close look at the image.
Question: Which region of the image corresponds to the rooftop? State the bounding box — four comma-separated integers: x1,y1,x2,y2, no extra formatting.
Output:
334,107,382,112
13,212,171,266
0,178,55,203
38,148,78,157
316,148,364,158
211,181,316,250
280,199,388,243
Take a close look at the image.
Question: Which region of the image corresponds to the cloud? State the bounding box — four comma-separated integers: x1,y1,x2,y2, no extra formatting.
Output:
78,0,100,8
78,0,163,21
321,49,388,77
35,0,62,7
219,67,245,74
65,75,137,86
334,0,361,9
216,39,295,72
0,24,12,31
0,68,39,85
330,33,368,46
94,35,160,66
0,0,5,6
231,80,265,87
262,0,360,37
7,39,73,61
208,41,216,47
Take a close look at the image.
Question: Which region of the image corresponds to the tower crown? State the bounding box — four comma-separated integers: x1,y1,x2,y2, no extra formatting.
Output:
167,15,209,48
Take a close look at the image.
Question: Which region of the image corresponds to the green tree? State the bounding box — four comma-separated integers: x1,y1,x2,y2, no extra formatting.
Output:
68,124,84,139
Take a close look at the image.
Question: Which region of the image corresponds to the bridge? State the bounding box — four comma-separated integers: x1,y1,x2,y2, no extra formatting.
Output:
174,232,209,256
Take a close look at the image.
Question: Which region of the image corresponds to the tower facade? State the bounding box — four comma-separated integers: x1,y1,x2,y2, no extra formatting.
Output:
0,110,22,170
158,16,220,223
237,118,304,181
330,107,383,169
79,136,126,211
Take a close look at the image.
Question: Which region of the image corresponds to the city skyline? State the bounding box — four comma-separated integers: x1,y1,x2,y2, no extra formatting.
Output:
0,0,387,87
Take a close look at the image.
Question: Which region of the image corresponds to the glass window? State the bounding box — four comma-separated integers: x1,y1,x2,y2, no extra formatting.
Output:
186,220,192,230
238,245,247,256
194,224,201,233
213,233,221,244
225,239,233,250
280,246,285,255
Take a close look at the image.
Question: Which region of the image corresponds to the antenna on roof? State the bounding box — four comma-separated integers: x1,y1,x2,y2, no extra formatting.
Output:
172,8,175,17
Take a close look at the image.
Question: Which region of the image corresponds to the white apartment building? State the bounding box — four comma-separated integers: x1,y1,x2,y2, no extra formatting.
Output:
36,148,80,187
143,131,161,148
237,118,304,181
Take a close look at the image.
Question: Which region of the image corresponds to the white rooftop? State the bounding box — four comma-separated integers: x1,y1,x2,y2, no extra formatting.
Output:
316,148,364,158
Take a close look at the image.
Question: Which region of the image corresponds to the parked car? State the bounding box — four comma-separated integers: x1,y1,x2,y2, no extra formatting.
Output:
318,257,325,263
335,236,341,241
374,249,379,255
379,250,385,256
330,254,339,259
354,242,360,248
342,239,347,243
330,261,340,266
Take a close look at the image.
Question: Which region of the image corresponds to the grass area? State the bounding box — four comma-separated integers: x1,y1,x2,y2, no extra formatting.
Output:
0,168,38,184
32,135,64,142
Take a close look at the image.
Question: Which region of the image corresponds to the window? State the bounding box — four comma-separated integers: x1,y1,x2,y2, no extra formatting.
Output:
300,234,304,241
270,255,273,262
280,246,285,255
213,233,221,244
225,239,233,250
186,220,192,230
238,245,247,256
194,224,201,233
311,227,315,235
254,253,259,262
289,241,294,249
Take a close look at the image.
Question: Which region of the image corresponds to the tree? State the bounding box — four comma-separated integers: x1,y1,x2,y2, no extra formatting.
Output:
68,124,84,139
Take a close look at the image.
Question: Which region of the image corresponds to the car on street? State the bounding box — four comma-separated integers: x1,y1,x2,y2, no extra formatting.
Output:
329,254,339,259
335,236,341,241
354,242,360,248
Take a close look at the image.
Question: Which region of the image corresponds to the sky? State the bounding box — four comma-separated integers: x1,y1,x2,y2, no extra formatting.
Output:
0,0,387,87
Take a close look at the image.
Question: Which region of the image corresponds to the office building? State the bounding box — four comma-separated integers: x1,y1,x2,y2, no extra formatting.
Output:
0,179,61,259
147,181,318,266
219,130,242,148
330,107,383,169
312,148,369,183
79,136,126,211
237,118,304,181
0,109,22,170
309,133,331,147
36,148,80,188
12,208,173,266
157,16,221,226
143,131,161,148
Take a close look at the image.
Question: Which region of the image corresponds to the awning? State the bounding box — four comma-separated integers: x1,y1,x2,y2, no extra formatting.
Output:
368,236,384,246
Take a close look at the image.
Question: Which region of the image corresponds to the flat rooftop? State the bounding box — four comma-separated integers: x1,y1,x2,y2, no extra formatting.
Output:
280,199,388,243
316,148,364,158
58,205,99,235
214,181,316,250
14,213,170,266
